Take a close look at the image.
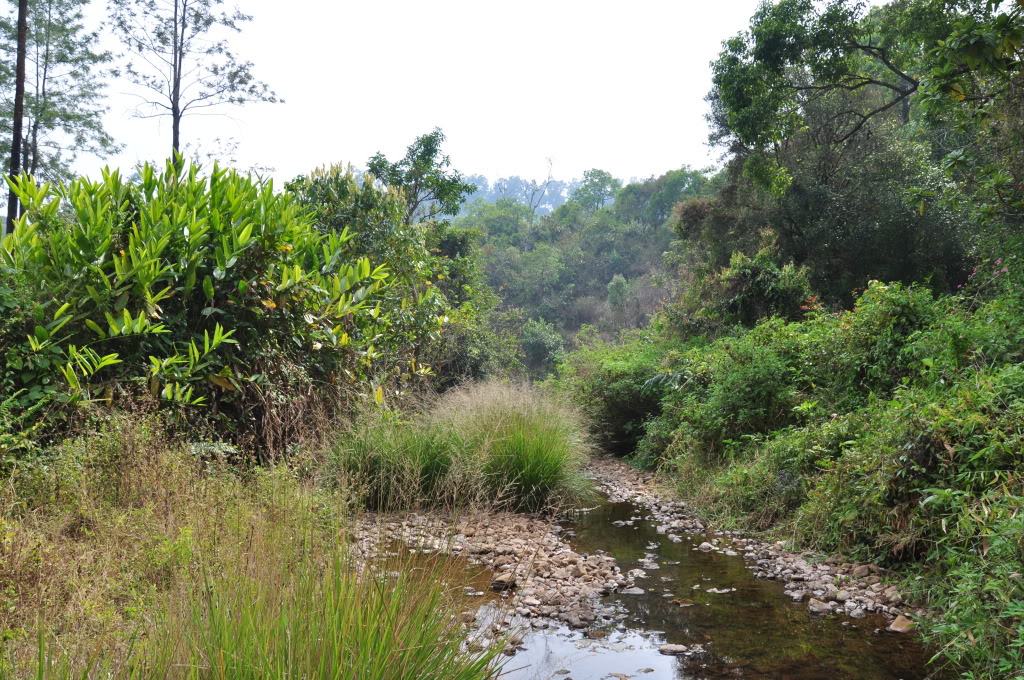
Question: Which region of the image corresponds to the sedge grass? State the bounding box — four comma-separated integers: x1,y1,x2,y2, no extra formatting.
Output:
334,381,594,513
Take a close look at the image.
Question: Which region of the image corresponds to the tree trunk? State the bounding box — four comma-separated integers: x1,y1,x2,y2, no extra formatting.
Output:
29,0,53,178
172,109,181,155
170,0,183,158
5,0,29,235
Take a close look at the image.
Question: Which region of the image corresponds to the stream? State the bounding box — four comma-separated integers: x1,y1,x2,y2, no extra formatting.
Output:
493,498,945,680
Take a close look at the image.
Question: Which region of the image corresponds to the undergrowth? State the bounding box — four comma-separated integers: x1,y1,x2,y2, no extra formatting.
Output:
333,381,593,513
559,266,1024,679
0,415,504,679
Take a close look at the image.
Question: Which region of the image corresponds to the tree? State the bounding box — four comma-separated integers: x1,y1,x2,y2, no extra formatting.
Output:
709,0,947,149
108,0,279,155
367,128,477,225
614,167,710,227
570,168,621,212
4,0,25,234
0,0,118,185
607,274,628,312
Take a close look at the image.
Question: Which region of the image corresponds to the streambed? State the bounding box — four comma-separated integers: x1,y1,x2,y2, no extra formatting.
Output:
497,498,945,680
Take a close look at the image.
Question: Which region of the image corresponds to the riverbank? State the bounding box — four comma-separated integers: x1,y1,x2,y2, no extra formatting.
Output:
587,456,926,629
358,454,932,647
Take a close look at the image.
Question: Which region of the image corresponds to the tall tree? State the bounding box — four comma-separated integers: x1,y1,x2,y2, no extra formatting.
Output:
4,0,26,234
1,0,118,185
367,128,477,225
108,0,278,155
570,168,621,212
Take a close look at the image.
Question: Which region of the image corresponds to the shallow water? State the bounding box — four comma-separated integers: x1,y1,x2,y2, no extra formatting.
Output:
501,500,946,680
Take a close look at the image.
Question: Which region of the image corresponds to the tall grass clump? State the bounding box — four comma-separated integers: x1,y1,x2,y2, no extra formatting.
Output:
431,382,593,512
333,381,593,513
25,551,502,680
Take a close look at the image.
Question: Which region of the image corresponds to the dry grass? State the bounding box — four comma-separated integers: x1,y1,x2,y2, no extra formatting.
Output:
0,415,502,679
333,381,595,513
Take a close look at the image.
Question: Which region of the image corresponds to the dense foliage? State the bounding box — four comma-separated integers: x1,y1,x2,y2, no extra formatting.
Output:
554,2,1024,678
0,160,452,458
2,1,1023,678
454,165,714,374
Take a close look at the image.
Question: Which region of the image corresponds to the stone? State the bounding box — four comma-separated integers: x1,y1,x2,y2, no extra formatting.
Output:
807,598,832,614
490,572,516,591
584,630,608,639
835,590,851,602
789,590,807,603
851,565,871,578
698,542,714,551
888,615,915,633
621,587,645,595
659,644,691,655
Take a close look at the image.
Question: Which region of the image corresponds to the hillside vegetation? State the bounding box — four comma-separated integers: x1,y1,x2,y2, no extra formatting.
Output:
2,1,1024,679
555,2,1024,678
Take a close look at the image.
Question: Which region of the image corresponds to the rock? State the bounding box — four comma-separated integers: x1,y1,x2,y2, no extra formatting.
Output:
883,586,903,604
659,644,691,655
620,587,645,595
584,630,608,639
835,590,851,602
490,572,516,591
698,542,714,551
852,565,871,578
850,608,866,619
807,598,833,615
789,590,807,602
888,615,915,633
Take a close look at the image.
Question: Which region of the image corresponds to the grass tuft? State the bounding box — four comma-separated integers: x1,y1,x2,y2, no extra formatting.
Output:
334,381,594,513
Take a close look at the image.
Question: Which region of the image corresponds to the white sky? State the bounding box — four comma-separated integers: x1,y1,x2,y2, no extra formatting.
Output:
79,0,766,186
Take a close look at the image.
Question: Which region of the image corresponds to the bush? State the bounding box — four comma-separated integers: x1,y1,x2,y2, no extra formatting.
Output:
560,275,1024,677
334,381,592,512
666,248,814,337
520,318,564,378
2,162,393,459
557,328,680,455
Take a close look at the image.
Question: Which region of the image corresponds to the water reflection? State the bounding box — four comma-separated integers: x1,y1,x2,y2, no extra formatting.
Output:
502,501,946,680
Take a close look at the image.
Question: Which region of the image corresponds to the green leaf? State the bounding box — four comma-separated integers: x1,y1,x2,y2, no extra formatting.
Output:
85,319,107,339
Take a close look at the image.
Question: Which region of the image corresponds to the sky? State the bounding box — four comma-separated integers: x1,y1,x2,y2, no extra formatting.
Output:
79,0,766,186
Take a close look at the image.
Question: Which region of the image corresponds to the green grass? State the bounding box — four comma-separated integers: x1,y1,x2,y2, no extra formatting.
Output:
24,552,502,680
334,381,594,512
0,417,504,680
